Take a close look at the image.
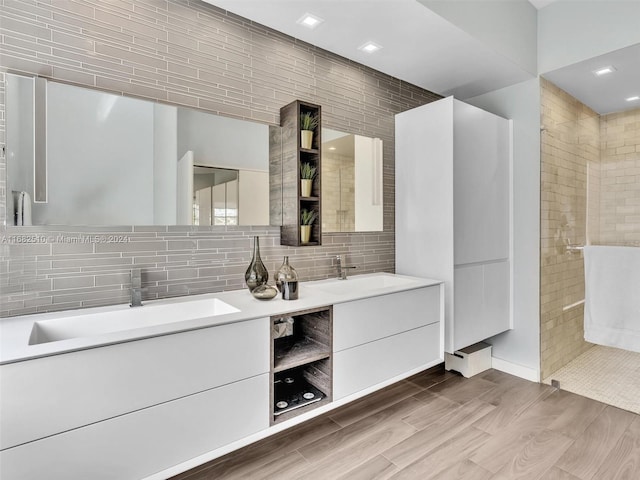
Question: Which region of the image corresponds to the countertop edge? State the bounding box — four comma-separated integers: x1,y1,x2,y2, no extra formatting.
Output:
0,273,443,365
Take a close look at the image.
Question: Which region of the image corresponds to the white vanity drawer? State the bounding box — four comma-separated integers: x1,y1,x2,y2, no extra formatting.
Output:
0,317,269,450
333,285,440,352
333,322,441,400
0,373,269,480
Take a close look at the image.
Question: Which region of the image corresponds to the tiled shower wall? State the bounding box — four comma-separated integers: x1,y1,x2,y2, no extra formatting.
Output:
595,108,640,245
322,150,355,233
540,79,599,380
0,0,440,317
541,80,640,380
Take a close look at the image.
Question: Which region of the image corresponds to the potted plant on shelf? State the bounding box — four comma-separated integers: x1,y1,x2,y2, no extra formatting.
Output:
300,162,317,197
300,208,317,244
300,111,319,149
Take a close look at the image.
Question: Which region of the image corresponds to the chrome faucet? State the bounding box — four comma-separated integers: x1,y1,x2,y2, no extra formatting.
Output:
336,255,356,280
130,268,144,307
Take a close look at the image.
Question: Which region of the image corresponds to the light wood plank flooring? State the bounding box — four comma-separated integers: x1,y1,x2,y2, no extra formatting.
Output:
171,366,640,480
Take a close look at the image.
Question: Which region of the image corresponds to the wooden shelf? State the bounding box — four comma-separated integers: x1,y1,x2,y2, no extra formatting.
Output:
272,397,331,425
300,196,319,201
273,337,330,372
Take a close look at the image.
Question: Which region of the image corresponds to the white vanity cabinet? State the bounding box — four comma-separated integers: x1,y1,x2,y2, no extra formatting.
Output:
395,97,512,353
0,274,443,480
0,318,270,480
1,374,268,480
333,286,442,399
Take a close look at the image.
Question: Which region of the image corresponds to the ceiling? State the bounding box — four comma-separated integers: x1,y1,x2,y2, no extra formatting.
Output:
542,43,640,115
324,133,355,158
528,0,558,8
204,0,639,115
204,0,534,99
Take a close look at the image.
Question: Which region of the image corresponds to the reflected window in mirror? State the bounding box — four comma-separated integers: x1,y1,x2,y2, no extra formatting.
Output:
193,167,239,226
321,128,383,233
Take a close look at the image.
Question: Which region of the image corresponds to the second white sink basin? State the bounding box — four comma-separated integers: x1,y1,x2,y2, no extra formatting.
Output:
310,273,417,295
28,298,240,345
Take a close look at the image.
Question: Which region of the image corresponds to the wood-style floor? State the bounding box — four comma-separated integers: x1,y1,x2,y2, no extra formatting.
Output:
171,366,640,480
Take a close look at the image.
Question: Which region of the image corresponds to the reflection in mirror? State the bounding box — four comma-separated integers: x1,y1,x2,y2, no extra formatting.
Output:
322,128,383,232
193,167,239,226
5,73,271,226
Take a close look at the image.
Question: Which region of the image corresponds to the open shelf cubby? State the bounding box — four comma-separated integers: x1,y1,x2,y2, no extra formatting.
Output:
277,100,322,246
270,306,333,425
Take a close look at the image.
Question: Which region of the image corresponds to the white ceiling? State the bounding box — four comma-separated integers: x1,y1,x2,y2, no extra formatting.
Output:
527,0,558,9
204,0,639,114
205,0,533,100
542,43,640,114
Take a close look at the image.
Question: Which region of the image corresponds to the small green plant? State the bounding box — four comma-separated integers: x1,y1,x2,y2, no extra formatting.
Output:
300,208,317,226
300,111,319,131
300,162,317,180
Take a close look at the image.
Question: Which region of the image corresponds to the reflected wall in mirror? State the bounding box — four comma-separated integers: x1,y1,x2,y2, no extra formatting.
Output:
5,73,271,226
321,128,383,232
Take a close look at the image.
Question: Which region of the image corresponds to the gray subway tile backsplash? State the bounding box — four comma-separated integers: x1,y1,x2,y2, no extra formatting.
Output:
0,0,440,317
52,276,96,290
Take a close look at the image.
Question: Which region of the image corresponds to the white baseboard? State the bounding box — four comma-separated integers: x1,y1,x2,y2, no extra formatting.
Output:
491,356,539,382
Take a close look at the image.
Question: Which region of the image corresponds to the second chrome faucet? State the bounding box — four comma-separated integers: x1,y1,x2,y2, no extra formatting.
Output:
335,255,356,280
130,268,144,307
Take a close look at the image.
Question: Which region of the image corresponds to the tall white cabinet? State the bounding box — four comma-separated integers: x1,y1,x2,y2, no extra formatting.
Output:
395,96,512,353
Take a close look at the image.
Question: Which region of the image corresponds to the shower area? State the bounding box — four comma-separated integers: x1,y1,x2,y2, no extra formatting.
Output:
540,78,640,413
322,134,356,233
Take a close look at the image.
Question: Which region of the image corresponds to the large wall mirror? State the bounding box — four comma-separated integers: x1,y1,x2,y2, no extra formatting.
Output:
322,128,383,232
6,74,384,232
5,73,271,226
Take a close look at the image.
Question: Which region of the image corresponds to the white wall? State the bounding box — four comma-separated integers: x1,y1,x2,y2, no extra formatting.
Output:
6,74,35,225
153,104,178,225
538,0,640,73
238,170,268,225
420,0,538,76
42,82,155,225
177,109,269,172
466,77,541,380
354,135,383,232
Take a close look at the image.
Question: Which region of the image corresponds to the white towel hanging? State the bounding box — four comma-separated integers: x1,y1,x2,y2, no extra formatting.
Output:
13,191,32,226
584,246,640,353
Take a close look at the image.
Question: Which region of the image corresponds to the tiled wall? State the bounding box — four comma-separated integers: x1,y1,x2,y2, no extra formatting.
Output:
322,151,355,233
0,0,439,317
540,78,599,380
596,108,640,245
541,81,639,379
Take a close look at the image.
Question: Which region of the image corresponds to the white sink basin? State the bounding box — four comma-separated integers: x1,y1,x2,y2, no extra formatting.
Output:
28,298,240,345
310,273,417,295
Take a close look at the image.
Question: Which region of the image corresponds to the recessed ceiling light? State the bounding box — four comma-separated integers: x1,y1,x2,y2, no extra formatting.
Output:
626,95,640,102
296,13,323,29
592,66,616,76
358,41,382,54
359,42,382,53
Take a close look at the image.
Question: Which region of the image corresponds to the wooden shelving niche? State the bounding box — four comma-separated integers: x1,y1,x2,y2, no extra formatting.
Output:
270,306,332,424
277,99,322,246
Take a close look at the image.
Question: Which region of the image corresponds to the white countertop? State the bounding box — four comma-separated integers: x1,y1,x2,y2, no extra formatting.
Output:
0,273,442,364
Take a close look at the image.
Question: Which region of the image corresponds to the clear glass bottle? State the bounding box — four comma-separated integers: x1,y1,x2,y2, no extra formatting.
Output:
244,236,268,291
275,256,298,300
